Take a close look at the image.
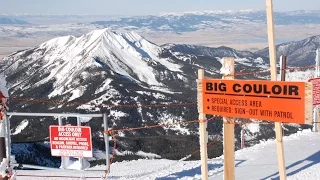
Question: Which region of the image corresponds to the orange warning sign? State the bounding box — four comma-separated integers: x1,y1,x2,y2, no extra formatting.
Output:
202,79,312,124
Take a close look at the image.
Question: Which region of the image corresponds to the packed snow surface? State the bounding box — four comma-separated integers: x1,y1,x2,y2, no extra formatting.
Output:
14,129,320,179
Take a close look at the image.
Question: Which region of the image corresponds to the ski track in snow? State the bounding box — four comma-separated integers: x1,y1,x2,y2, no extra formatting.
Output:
14,129,320,180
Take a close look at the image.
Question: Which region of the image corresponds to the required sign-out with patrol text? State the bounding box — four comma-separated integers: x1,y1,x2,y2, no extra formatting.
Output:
50,125,93,158
202,79,312,124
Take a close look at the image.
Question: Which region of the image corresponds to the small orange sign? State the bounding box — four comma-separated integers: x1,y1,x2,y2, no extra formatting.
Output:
202,79,312,124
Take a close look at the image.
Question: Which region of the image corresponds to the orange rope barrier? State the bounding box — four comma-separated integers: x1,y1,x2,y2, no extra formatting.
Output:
5,63,319,179
8,97,197,108
6,64,318,107
103,117,217,178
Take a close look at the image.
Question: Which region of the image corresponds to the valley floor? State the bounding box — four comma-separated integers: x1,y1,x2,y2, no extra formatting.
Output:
1,23,320,59
13,129,320,180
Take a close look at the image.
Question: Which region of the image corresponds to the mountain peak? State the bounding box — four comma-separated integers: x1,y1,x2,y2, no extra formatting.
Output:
2,29,183,96
38,28,154,54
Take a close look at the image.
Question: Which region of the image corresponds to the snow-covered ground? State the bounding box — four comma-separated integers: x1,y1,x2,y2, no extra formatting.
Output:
13,129,320,180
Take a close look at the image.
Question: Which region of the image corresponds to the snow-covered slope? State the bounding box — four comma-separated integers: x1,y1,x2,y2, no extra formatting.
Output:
2,28,182,92
1,28,270,167
4,29,318,170
0,28,266,115
1,28,195,143
256,35,320,66
14,129,320,180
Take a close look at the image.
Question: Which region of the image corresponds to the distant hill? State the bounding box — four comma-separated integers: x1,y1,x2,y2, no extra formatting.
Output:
90,10,320,32
256,35,320,66
0,17,29,24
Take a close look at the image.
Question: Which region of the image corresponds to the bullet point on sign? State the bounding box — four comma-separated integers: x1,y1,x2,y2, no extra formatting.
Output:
207,106,210,109
207,99,210,102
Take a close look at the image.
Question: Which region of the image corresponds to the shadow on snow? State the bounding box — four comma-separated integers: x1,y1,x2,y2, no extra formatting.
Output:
156,159,246,180
262,150,320,180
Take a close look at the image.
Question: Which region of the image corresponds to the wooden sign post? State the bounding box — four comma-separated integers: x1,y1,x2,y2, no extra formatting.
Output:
317,109,320,132
199,61,312,180
266,0,285,178
197,69,209,180
221,57,235,180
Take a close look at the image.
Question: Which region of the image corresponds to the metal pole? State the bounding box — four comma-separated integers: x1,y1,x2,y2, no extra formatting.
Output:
0,97,7,180
58,116,62,125
278,55,287,179
241,126,244,149
313,109,318,132
0,113,7,180
280,56,286,81
58,116,67,169
316,49,320,77
7,112,103,118
4,115,11,177
103,113,109,168
280,56,287,133
77,116,83,170
5,116,10,161
58,116,64,169
316,49,320,132
0,124,6,180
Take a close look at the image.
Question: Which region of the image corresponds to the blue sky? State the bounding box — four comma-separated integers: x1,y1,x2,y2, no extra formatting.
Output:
0,0,319,15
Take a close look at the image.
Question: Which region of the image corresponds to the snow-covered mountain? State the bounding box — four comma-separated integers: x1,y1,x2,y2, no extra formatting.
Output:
256,35,320,66
91,10,320,32
4,28,184,91
1,28,270,166
1,28,318,167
